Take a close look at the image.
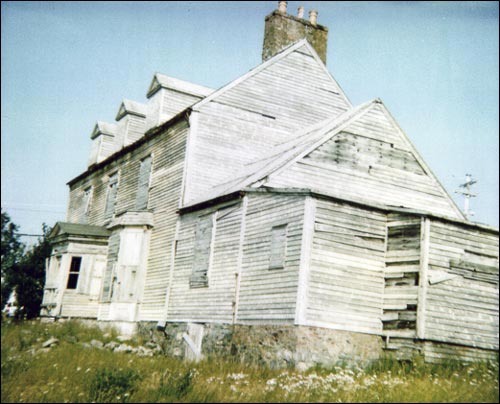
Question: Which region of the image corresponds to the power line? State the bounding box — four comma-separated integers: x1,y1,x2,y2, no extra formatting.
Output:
1,206,65,214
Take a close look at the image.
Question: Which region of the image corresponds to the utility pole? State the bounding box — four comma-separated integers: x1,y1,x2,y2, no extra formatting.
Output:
455,174,477,220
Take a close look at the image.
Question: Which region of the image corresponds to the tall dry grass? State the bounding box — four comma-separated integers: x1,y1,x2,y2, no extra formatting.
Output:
2,320,498,403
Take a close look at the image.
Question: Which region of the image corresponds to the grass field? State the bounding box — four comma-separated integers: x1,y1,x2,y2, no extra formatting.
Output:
1,320,498,403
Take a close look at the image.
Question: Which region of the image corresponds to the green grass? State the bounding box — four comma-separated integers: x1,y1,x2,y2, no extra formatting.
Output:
1,320,498,403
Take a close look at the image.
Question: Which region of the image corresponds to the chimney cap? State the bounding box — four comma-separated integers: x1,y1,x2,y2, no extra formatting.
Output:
278,1,287,14
309,9,318,25
297,6,304,19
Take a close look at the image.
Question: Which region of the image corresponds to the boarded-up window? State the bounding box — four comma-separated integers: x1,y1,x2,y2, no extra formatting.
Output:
101,232,120,302
190,214,214,288
104,172,119,220
269,224,287,269
81,186,92,222
136,155,152,210
66,256,82,289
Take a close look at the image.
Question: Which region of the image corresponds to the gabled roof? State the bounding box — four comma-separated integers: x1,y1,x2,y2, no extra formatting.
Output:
184,97,466,221
91,121,117,140
185,99,376,207
116,99,148,121
192,39,352,112
147,73,214,99
49,222,111,240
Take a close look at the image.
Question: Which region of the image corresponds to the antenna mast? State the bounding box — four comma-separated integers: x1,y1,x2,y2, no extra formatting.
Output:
455,174,477,220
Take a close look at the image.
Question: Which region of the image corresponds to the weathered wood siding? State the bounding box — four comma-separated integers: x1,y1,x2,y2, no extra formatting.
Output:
167,201,243,322
161,88,203,122
57,244,107,319
267,103,462,219
184,44,350,204
305,198,386,334
237,194,305,323
101,230,121,303
422,341,499,363
124,114,146,146
112,114,146,151
140,122,188,320
67,120,189,321
60,292,99,318
425,220,499,350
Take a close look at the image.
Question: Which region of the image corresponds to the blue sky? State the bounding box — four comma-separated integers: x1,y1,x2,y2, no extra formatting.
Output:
1,1,499,243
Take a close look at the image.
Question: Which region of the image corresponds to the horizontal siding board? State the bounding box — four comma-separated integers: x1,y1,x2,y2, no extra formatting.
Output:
185,47,350,204
424,220,499,350
236,194,305,322
305,198,385,334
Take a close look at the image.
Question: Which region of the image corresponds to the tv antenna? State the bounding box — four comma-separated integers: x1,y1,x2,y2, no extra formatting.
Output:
455,174,477,220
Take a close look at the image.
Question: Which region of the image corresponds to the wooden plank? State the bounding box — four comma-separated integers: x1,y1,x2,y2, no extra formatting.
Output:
233,196,247,324
295,196,315,325
417,218,430,339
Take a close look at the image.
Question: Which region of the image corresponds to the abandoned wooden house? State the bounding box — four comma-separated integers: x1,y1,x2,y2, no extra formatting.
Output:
41,2,499,366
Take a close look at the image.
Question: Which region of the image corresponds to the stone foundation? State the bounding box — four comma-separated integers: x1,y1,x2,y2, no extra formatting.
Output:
45,318,496,367
139,322,384,369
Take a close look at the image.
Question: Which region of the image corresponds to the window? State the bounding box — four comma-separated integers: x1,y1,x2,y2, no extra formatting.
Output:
269,224,287,269
190,214,214,288
82,186,92,222
66,256,82,289
136,155,152,210
104,172,119,220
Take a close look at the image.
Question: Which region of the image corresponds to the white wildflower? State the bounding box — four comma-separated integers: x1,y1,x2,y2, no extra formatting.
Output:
227,372,246,381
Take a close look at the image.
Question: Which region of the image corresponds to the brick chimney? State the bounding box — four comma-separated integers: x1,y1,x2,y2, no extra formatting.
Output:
262,1,328,64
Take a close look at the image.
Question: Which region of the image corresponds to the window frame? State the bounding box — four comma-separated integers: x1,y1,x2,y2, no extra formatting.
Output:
189,212,216,288
82,186,93,221
135,155,153,210
104,171,119,221
66,256,83,290
269,224,288,270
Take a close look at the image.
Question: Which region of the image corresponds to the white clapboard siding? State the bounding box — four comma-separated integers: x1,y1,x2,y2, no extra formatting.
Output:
422,341,499,363
139,123,189,320
101,231,121,303
61,292,99,318
68,120,190,321
125,114,146,146
161,88,203,122
184,44,350,204
236,194,305,323
424,220,499,350
304,199,386,335
266,102,462,220
167,202,243,323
